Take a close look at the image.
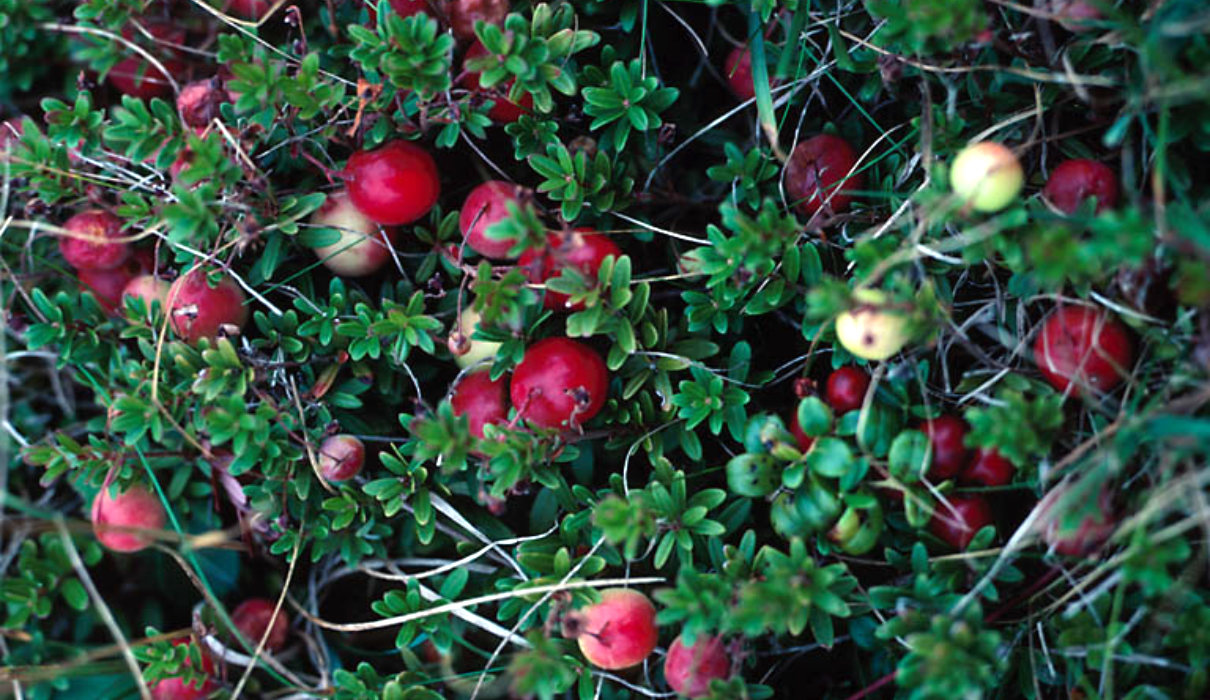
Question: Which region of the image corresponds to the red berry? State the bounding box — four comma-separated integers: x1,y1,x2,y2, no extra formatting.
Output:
461,41,533,123
510,338,608,430
724,45,755,101
91,484,167,553
824,366,871,414
518,229,621,311
1040,487,1115,556
310,190,398,277
317,434,366,482
664,634,731,698
788,411,814,452
784,134,864,217
960,448,1014,487
366,0,430,22
61,210,131,271
928,494,993,550
920,415,970,480
1042,159,1119,215
343,141,440,225
167,268,250,344
564,588,658,671
451,368,509,439
1033,306,1134,395
176,78,231,130
79,262,140,312
122,275,171,310
446,0,508,42
459,180,524,259
150,639,217,700
226,0,272,19
107,22,187,100
230,598,289,651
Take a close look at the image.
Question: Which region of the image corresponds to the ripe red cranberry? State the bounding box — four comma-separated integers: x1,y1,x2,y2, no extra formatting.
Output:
61,210,131,271
510,338,609,430
451,368,509,439
1033,306,1134,395
518,229,621,311
310,190,398,277
167,268,250,344
459,180,524,259
91,483,167,553
461,41,533,123
929,494,994,550
78,248,156,312
1042,159,1119,214
317,434,366,482
562,588,658,670
446,0,508,42
226,0,272,19
788,411,814,452
230,598,289,651
724,45,756,100
824,366,871,414
664,634,731,698
150,639,217,700
785,134,864,218
343,140,440,225
960,448,1014,487
176,78,231,130
108,22,187,100
367,0,430,23
920,415,970,480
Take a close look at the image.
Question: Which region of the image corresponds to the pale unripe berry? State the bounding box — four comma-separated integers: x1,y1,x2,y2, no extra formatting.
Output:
835,289,912,361
563,588,658,670
310,190,397,277
453,307,502,369
950,141,1024,213
122,275,170,309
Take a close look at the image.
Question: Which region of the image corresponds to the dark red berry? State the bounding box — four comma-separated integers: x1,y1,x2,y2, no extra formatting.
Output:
920,415,970,480
1033,306,1134,395
1042,159,1119,214
107,22,186,100
825,366,871,414
724,46,755,101
461,41,533,124
231,598,289,651
518,229,621,311
784,134,863,217
929,494,993,549
343,140,441,225
459,180,524,259
226,0,272,19
167,268,250,344
788,411,814,452
960,448,1014,487
446,0,508,42
510,338,608,430
61,210,131,271
450,369,509,439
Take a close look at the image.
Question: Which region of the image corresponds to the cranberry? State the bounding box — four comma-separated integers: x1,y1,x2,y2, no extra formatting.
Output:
1033,306,1134,395
724,45,755,101
343,140,441,225
788,411,814,452
317,434,366,482
664,634,730,698
461,41,533,123
451,368,509,439
79,265,138,312
107,22,187,100
928,494,993,550
518,229,621,311
60,210,131,271
367,0,430,22
230,598,289,651
459,180,524,259
960,448,1014,487
920,415,970,480
176,79,231,130
310,189,398,277
784,134,864,217
167,268,250,344
509,337,608,429
1041,488,1115,556
445,0,508,42
563,588,658,671
91,483,167,553
150,639,217,700
1042,159,1119,214
226,0,272,19
824,366,871,414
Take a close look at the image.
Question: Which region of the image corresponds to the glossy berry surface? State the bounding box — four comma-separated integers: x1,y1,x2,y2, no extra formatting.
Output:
231,598,289,651
825,366,871,414
451,369,509,439
929,495,994,550
788,411,814,452
1043,159,1119,215
61,210,130,271
566,588,658,671
343,140,440,225
664,634,730,698
785,134,863,217
459,180,523,258
91,484,167,553
950,141,1024,213
107,23,186,100
961,448,1015,488
447,0,508,41
311,190,398,277
724,45,755,100
167,269,250,344
510,338,608,429
921,415,971,480
462,42,534,123
518,229,621,311
317,434,366,482
1033,306,1134,395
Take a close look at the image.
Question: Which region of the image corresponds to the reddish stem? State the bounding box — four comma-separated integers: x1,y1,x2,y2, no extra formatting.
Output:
844,670,897,700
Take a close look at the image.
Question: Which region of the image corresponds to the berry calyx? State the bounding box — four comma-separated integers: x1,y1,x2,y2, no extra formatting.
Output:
167,268,250,344
462,41,533,124
518,229,621,311
664,634,730,698
459,180,525,259
61,210,131,271
920,415,970,481
563,588,658,671
91,483,167,553
834,289,911,361
450,368,509,439
1042,159,1119,215
825,366,871,414
950,141,1024,213
1033,306,1134,395
343,140,440,225
317,434,366,482
960,448,1014,487
784,134,863,217
928,494,993,550
230,598,289,651
310,189,398,277
510,338,609,430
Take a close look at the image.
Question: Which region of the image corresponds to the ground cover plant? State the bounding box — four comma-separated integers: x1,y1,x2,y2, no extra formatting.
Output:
2,0,1209,698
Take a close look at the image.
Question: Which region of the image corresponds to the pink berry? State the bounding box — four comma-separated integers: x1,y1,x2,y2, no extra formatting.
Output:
343,141,441,226
446,0,508,42
459,180,525,259
461,41,533,123
510,338,609,430
564,588,658,671
664,634,730,698
920,415,971,481
317,434,366,482
231,598,289,651
122,274,171,309
107,22,187,100
824,366,871,414
167,268,250,344
450,369,509,439
784,134,864,217
518,229,621,311
150,639,217,700
61,210,131,271
1042,159,1118,215
960,448,1014,488
928,494,993,550
1033,306,1134,395
176,78,231,130
91,484,167,553
310,190,398,277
